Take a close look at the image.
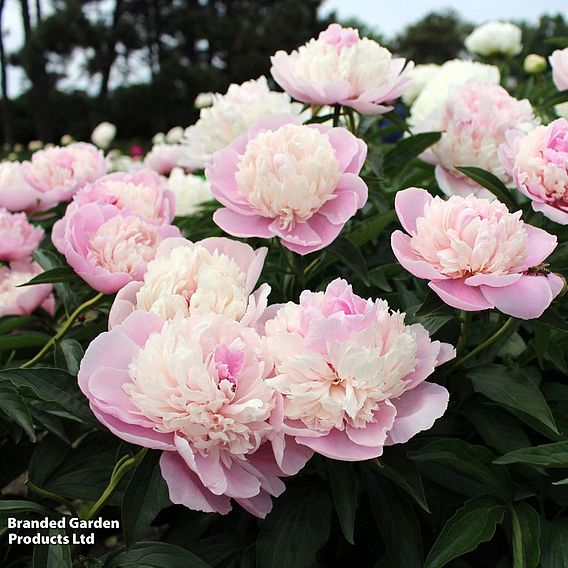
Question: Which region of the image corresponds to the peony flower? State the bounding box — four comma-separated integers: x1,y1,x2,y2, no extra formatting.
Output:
524,54,547,74
408,60,500,130
263,278,454,461
270,23,413,115
500,118,568,224
0,162,41,213
78,311,312,517
60,134,74,146
0,261,53,316
20,142,107,212
143,144,184,175
52,203,180,294
550,48,568,91
465,21,523,57
207,114,367,255
391,188,564,319
194,92,214,109
91,122,117,149
402,64,440,106
167,167,213,217
179,77,304,170
108,237,270,329
414,82,538,197
0,208,44,261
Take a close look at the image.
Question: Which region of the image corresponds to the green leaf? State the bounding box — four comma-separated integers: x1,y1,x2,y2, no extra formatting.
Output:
348,210,396,247
456,166,517,211
494,441,568,467
327,237,369,285
327,460,359,544
466,365,559,434
363,469,423,567
18,266,76,287
0,500,59,527
511,503,540,568
0,383,36,441
55,339,84,376
33,530,72,568
544,37,568,48
411,439,511,499
122,450,170,548
103,542,209,568
0,367,97,427
540,90,568,110
0,316,35,335
256,478,332,568
425,495,505,568
384,131,441,174
0,332,51,351
540,518,568,568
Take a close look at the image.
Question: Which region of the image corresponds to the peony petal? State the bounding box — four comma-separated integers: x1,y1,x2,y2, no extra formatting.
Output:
523,225,558,268
213,208,273,239
394,187,432,233
386,382,449,445
465,273,522,287
391,231,449,280
429,278,494,311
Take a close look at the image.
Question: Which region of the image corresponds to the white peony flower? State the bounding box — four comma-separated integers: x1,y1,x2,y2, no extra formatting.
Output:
179,77,304,170
524,54,547,74
166,126,185,144
91,122,117,149
465,21,523,57
167,167,213,216
408,59,500,129
194,92,214,109
402,64,440,105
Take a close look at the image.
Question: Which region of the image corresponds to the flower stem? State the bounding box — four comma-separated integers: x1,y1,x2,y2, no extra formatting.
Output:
83,448,147,521
456,311,472,356
332,104,341,127
21,292,104,369
449,317,514,372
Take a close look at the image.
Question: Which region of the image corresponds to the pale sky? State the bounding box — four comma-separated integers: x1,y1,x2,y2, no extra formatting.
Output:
2,0,567,96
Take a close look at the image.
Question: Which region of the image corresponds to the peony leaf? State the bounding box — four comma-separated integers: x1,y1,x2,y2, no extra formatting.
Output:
424,495,505,568
511,502,541,568
0,383,36,442
384,131,441,174
327,237,369,285
540,518,568,568
466,365,559,435
17,266,76,287
122,451,170,548
327,460,360,544
102,542,209,567
32,530,72,568
494,441,568,467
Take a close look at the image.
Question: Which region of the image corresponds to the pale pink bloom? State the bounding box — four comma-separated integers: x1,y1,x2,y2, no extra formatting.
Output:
52,203,179,294
0,208,44,261
500,118,568,224
109,237,270,329
0,261,53,316
391,188,563,319
180,77,304,171
21,143,107,211
207,114,367,255
262,278,454,461
270,23,413,115
78,311,312,517
51,170,175,252
550,48,568,91
143,144,185,175
0,161,41,212
414,82,538,198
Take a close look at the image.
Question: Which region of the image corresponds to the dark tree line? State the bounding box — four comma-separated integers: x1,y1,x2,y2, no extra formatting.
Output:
0,4,566,145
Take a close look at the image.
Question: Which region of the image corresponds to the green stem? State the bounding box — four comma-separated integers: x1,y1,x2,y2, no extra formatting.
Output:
449,317,514,372
84,448,147,521
456,311,472,356
21,292,104,369
332,104,341,127
26,480,78,517
511,507,523,568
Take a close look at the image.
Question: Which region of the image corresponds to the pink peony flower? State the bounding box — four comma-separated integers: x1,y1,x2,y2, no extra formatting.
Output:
391,188,564,319
207,114,367,255
109,237,270,329
262,278,454,461
0,208,44,261
78,311,312,517
550,48,568,91
500,118,568,224
20,143,107,212
414,82,538,198
0,162,40,213
143,144,184,175
52,203,179,294
51,170,175,252
0,261,53,316
270,23,413,115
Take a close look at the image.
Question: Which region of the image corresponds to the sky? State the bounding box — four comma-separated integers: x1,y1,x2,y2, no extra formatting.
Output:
2,0,568,96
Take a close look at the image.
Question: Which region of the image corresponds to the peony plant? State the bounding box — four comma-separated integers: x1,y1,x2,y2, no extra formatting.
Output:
1,18,568,568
